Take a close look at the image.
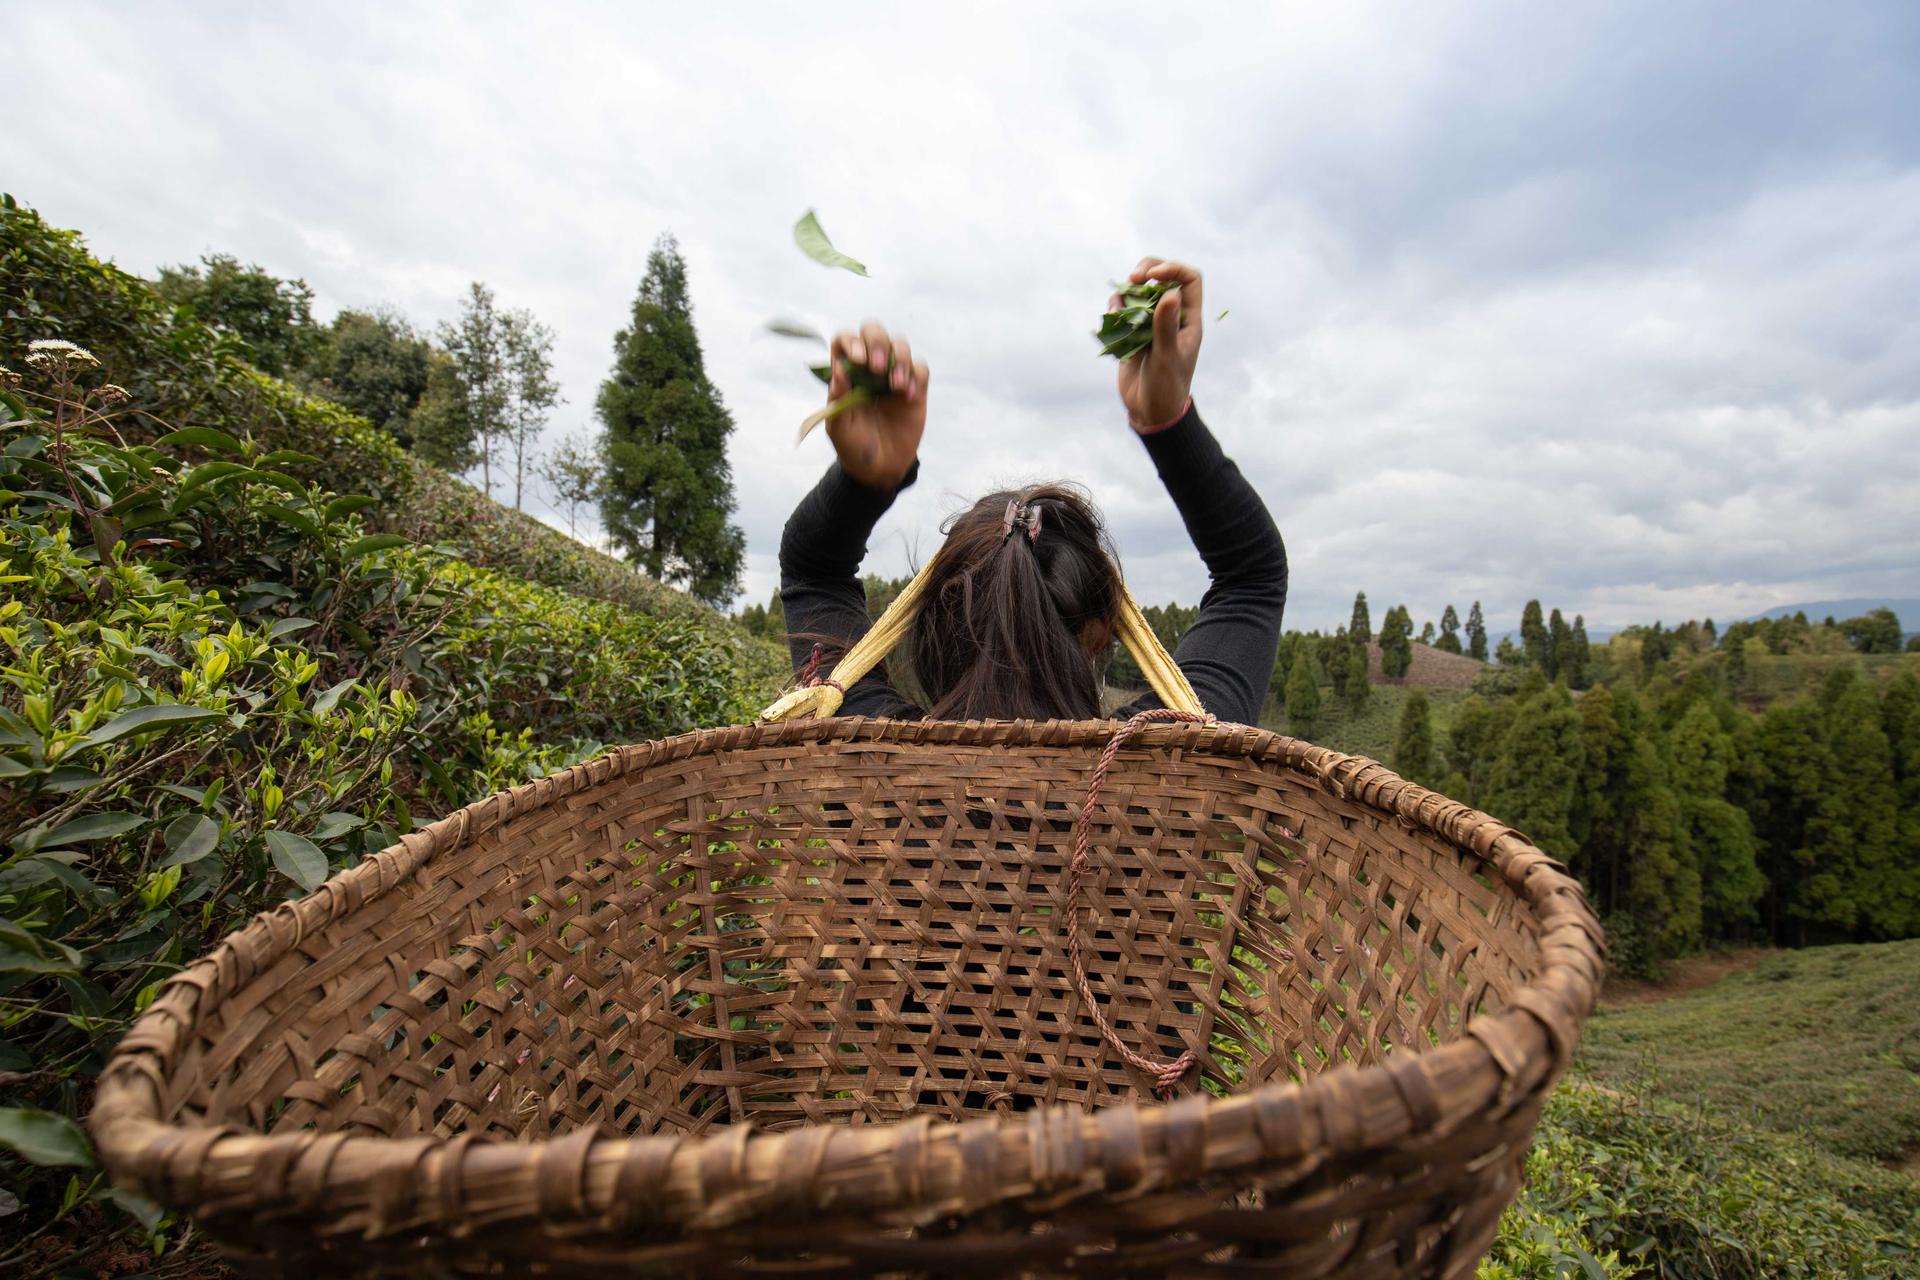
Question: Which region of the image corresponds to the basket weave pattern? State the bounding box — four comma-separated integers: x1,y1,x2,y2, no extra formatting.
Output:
94,719,1603,1278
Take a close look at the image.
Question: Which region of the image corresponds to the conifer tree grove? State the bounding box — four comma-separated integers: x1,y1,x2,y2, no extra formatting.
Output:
1466,601,1488,662
598,235,746,604
1669,700,1765,938
1437,604,1463,654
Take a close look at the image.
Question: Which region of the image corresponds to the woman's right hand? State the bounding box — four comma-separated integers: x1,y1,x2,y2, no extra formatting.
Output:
826,321,927,490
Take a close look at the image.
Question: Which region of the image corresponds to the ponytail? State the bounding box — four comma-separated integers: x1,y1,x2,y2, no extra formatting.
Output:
910,484,1122,720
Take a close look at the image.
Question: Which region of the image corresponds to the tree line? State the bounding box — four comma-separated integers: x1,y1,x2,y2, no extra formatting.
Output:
151,241,746,603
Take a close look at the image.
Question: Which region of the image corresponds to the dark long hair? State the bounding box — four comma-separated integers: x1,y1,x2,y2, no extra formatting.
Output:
908,484,1124,720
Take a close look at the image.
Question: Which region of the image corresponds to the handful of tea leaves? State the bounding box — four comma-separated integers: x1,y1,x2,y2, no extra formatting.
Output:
767,318,895,442
1095,280,1178,360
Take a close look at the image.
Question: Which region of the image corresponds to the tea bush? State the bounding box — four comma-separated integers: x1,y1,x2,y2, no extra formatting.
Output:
0,217,773,1269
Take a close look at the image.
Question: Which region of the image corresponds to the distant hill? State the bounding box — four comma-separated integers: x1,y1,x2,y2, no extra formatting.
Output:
1365,639,1486,689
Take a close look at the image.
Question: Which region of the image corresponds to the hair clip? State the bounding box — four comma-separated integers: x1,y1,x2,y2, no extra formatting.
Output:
1001,498,1044,544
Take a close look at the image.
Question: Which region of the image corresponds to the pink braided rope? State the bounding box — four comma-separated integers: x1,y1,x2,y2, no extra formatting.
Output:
1067,707,1212,1098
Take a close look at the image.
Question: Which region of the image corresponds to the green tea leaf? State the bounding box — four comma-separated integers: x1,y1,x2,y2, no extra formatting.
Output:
0,1107,95,1167
310,811,365,841
161,813,220,867
152,427,243,455
37,811,145,846
324,494,379,520
265,830,328,891
270,617,319,639
176,460,252,493
80,704,227,747
344,533,409,560
311,677,359,717
793,210,869,276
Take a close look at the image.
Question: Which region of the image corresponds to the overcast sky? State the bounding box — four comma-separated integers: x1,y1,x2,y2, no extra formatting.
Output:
7,2,1919,632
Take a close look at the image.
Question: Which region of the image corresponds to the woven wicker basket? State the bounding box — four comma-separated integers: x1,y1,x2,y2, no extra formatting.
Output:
94,717,1603,1278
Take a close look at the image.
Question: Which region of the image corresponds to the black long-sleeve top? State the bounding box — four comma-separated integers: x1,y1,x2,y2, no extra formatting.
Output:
777,403,1288,726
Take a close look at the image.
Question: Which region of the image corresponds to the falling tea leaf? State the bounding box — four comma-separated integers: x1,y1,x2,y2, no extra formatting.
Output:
793,210,869,276
765,318,826,342
1216,308,1230,321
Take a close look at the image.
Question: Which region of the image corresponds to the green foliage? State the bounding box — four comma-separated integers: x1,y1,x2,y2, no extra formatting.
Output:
1346,640,1371,709
1577,941,1920,1169
1483,686,1587,862
1392,689,1434,785
538,433,607,540
1467,600,1489,662
432,282,558,510
153,253,317,377
1668,701,1764,936
1285,654,1320,737
302,306,431,444
598,234,746,604
1438,603,1464,655
1095,280,1175,360
1840,607,1904,655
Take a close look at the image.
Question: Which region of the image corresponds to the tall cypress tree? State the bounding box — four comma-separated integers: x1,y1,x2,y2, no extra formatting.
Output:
1466,601,1488,662
1520,600,1550,670
1436,604,1463,655
598,235,745,604
1569,615,1593,689
1349,592,1372,644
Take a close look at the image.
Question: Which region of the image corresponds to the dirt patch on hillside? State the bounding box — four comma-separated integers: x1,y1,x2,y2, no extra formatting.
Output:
1601,947,1771,1007
1365,640,1487,689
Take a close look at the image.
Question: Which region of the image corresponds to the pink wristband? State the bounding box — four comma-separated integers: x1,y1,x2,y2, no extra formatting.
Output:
1132,396,1192,435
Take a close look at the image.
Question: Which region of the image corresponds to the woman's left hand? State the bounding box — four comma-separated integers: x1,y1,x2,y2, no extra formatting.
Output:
1112,257,1203,433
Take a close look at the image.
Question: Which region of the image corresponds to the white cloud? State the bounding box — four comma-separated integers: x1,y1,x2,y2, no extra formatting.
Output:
5,0,1918,638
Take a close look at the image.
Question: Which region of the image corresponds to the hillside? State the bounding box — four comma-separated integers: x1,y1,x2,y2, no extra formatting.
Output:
1363,637,1486,688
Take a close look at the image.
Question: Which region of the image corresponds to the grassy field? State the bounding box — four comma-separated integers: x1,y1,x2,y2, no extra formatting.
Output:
1577,940,1920,1166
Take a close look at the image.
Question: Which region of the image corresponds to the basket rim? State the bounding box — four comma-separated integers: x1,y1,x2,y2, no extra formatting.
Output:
92,717,1605,1239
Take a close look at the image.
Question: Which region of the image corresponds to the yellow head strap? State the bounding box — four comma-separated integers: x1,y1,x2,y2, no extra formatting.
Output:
756,556,1203,722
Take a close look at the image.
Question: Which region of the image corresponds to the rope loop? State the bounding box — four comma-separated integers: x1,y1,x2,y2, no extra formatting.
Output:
1067,707,1213,1098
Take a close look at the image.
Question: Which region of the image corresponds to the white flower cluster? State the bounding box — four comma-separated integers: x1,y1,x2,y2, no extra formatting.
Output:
25,337,101,369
